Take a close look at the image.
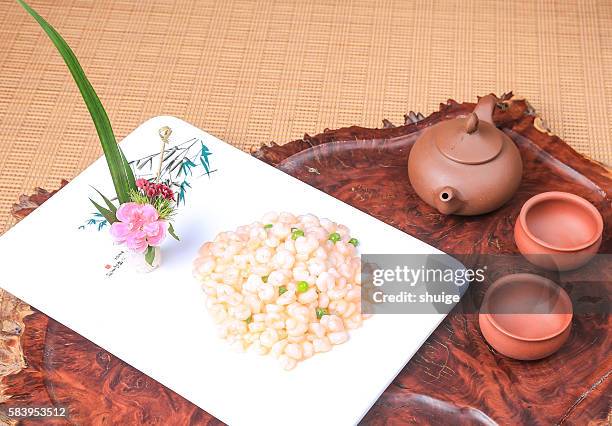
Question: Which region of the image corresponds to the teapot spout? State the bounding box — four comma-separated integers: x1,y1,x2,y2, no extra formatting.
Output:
434,187,464,215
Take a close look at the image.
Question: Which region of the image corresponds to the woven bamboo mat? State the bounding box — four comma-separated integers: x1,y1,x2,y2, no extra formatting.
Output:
0,0,611,234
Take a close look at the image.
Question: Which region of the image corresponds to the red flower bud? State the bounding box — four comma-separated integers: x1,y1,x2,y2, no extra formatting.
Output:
136,178,149,189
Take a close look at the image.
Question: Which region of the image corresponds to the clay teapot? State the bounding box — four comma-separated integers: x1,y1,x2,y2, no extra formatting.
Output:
408,95,523,215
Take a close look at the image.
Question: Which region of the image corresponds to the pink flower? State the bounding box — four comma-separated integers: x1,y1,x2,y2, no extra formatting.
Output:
109,202,168,253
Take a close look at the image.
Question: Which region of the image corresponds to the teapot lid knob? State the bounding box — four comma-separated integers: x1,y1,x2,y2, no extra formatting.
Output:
434,113,504,165
465,113,479,134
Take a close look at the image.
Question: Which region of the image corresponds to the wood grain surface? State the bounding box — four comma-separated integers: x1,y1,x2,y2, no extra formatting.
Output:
2,95,610,425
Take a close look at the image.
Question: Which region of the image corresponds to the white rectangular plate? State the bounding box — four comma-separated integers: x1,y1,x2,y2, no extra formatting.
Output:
0,116,455,426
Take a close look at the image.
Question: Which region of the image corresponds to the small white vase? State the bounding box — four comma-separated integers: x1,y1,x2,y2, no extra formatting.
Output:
127,247,162,273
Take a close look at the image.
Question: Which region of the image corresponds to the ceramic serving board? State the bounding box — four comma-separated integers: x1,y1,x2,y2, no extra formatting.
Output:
0,116,463,426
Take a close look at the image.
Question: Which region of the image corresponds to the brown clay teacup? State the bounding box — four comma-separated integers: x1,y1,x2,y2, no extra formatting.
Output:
479,273,573,361
514,191,603,271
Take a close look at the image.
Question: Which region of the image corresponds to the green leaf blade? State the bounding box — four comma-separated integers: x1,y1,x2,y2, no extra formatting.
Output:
145,246,155,266
17,0,135,203
168,223,180,241
89,199,117,224
91,186,117,213
119,146,136,191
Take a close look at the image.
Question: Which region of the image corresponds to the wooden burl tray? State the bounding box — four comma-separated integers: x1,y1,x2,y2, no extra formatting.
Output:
2,94,610,425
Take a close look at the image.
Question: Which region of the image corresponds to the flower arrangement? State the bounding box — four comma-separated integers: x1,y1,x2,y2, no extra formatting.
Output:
87,125,184,266
17,0,213,267
106,175,180,258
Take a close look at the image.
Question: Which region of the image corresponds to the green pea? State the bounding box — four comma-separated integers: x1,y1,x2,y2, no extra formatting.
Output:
246,315,253,324
264,224,273,229
348,237,359,247
297,281,309,293
328,232,341,243
262,275,269,283
291,229,305,240
279,286,288,296
316,307,329,319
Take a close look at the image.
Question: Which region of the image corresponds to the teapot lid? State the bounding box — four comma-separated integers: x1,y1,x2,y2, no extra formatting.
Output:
434,113,503,165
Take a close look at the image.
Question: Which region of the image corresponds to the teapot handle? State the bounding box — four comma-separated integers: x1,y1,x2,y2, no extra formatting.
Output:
473,94,497,124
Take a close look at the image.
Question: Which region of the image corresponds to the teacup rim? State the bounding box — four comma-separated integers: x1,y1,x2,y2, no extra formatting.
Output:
480,273,573,342
518,191,603,252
